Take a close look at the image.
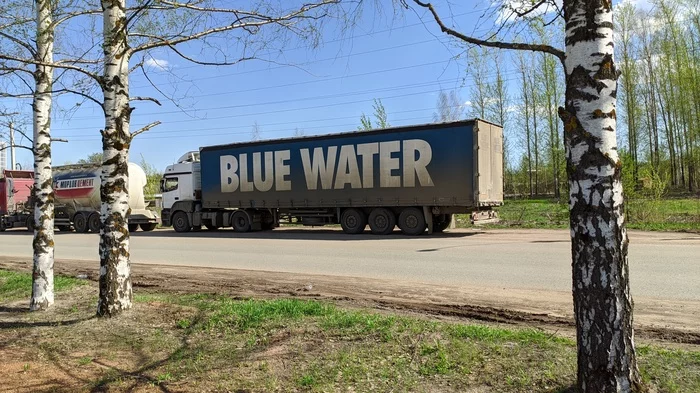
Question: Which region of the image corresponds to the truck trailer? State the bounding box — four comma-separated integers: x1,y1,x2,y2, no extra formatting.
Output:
52,163,159,233
0,170,34,231
160,119,503,235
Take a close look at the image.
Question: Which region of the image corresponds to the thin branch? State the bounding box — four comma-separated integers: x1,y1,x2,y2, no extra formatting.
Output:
52,88,104,109
51,138,68,143
130,96,162,106
0,31,37,57
412,0,565,63
167,44,256,66
512,0,549,18
131,121,162,139
131,1,338,54
0,144,33,153
0,54,101,83
11,127,33,144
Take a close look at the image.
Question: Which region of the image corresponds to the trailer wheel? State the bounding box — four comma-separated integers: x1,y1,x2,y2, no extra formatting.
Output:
128,224,139,232
398,208,426,236
26,216,35,232
232,211,251,232
433,214,452,233
74,213,89,233
88,213,101,233
140,223,157,232
368,208,396,235
340,208,367,234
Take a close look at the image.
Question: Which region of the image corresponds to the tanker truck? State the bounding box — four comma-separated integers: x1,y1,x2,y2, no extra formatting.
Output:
160,119,503,235
53,162,159,233
0,170,34,231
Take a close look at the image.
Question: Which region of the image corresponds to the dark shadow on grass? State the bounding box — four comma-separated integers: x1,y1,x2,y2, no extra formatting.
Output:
79,311,209,393
547,385,577,393
0,305,28,313
0,316,95,329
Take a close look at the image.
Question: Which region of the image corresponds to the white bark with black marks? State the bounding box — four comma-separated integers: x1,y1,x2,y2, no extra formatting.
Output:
30,0,55,312
560,1,641,392
97,0,132,317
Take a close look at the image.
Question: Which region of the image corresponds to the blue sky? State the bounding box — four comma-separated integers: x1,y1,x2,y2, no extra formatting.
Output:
4,0,647,172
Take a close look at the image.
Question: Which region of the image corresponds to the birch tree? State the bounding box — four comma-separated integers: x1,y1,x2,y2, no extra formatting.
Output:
0,0,71,310
96,0,339,316
410,1,642,391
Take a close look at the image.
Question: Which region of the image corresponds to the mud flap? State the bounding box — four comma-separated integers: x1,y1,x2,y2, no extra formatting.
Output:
423,206,433,235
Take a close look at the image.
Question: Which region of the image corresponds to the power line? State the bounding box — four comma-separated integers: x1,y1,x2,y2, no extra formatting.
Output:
63,114,441,142
56,72,525,138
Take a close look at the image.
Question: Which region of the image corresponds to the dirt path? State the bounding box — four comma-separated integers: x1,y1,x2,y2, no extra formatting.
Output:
1,256,698,345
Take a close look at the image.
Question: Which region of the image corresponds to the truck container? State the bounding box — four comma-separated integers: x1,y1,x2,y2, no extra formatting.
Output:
53,163,159,233
160,119,503,235
0,170,34,231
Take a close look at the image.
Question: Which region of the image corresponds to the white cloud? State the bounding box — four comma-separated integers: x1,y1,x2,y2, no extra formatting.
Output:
145,58,169,70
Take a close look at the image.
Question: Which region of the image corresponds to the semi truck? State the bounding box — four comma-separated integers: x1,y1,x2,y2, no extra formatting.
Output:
53,163,159,232
0,170,34,231
160,119,503,235
0,163,159,233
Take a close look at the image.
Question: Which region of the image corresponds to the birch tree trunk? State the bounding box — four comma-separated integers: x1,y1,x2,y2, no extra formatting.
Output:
97,0,132,317
559,1,641,391
30,0,55,311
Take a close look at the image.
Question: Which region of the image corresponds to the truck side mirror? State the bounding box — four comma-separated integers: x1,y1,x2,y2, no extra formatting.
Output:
159,178,165,192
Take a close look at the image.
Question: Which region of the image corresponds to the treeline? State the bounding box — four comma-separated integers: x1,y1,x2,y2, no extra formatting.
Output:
459,0,699,198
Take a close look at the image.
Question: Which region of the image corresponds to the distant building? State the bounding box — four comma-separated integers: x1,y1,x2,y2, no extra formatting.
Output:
0,141,6,171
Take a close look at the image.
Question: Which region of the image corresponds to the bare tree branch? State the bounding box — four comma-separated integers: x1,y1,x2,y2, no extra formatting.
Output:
130,96,162,106
0,31,37,57
51,138,68,143
0,54,101,83
130,121,162,139
412,0,564,63
130,1,338,55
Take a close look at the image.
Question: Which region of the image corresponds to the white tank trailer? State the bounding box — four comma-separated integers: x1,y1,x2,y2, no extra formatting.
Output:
53,163,159,233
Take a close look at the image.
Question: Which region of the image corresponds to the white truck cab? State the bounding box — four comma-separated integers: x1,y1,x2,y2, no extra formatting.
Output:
160,151,201,215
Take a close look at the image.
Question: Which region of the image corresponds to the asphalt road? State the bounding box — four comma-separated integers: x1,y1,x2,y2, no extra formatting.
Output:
0,227,698,301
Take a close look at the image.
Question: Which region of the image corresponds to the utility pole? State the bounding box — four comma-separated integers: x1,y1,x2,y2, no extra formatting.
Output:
9,122,16,170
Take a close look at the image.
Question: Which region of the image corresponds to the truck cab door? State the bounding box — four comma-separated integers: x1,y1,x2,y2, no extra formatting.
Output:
161,176,180,209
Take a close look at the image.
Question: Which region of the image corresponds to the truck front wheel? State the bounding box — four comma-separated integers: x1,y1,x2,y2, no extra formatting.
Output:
172,211,191,233
398,208,426,236
340,208,367,234
368,208,396,235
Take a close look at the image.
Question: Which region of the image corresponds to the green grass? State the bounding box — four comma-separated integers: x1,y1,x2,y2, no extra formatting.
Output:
2,274,699,392
0,269,88,301
127,296,697,393
461,197,699,232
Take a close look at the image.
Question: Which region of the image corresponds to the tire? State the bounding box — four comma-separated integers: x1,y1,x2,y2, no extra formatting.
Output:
26,216,35,232
398,207,426,236
433,214,452,233
140,223,157,232
231,211,251,232
171,211,191,233
368,208,396,235
128,224,139,232
74,213,89,233
57,225,72,232
340,208,367,234
88,213,101,233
